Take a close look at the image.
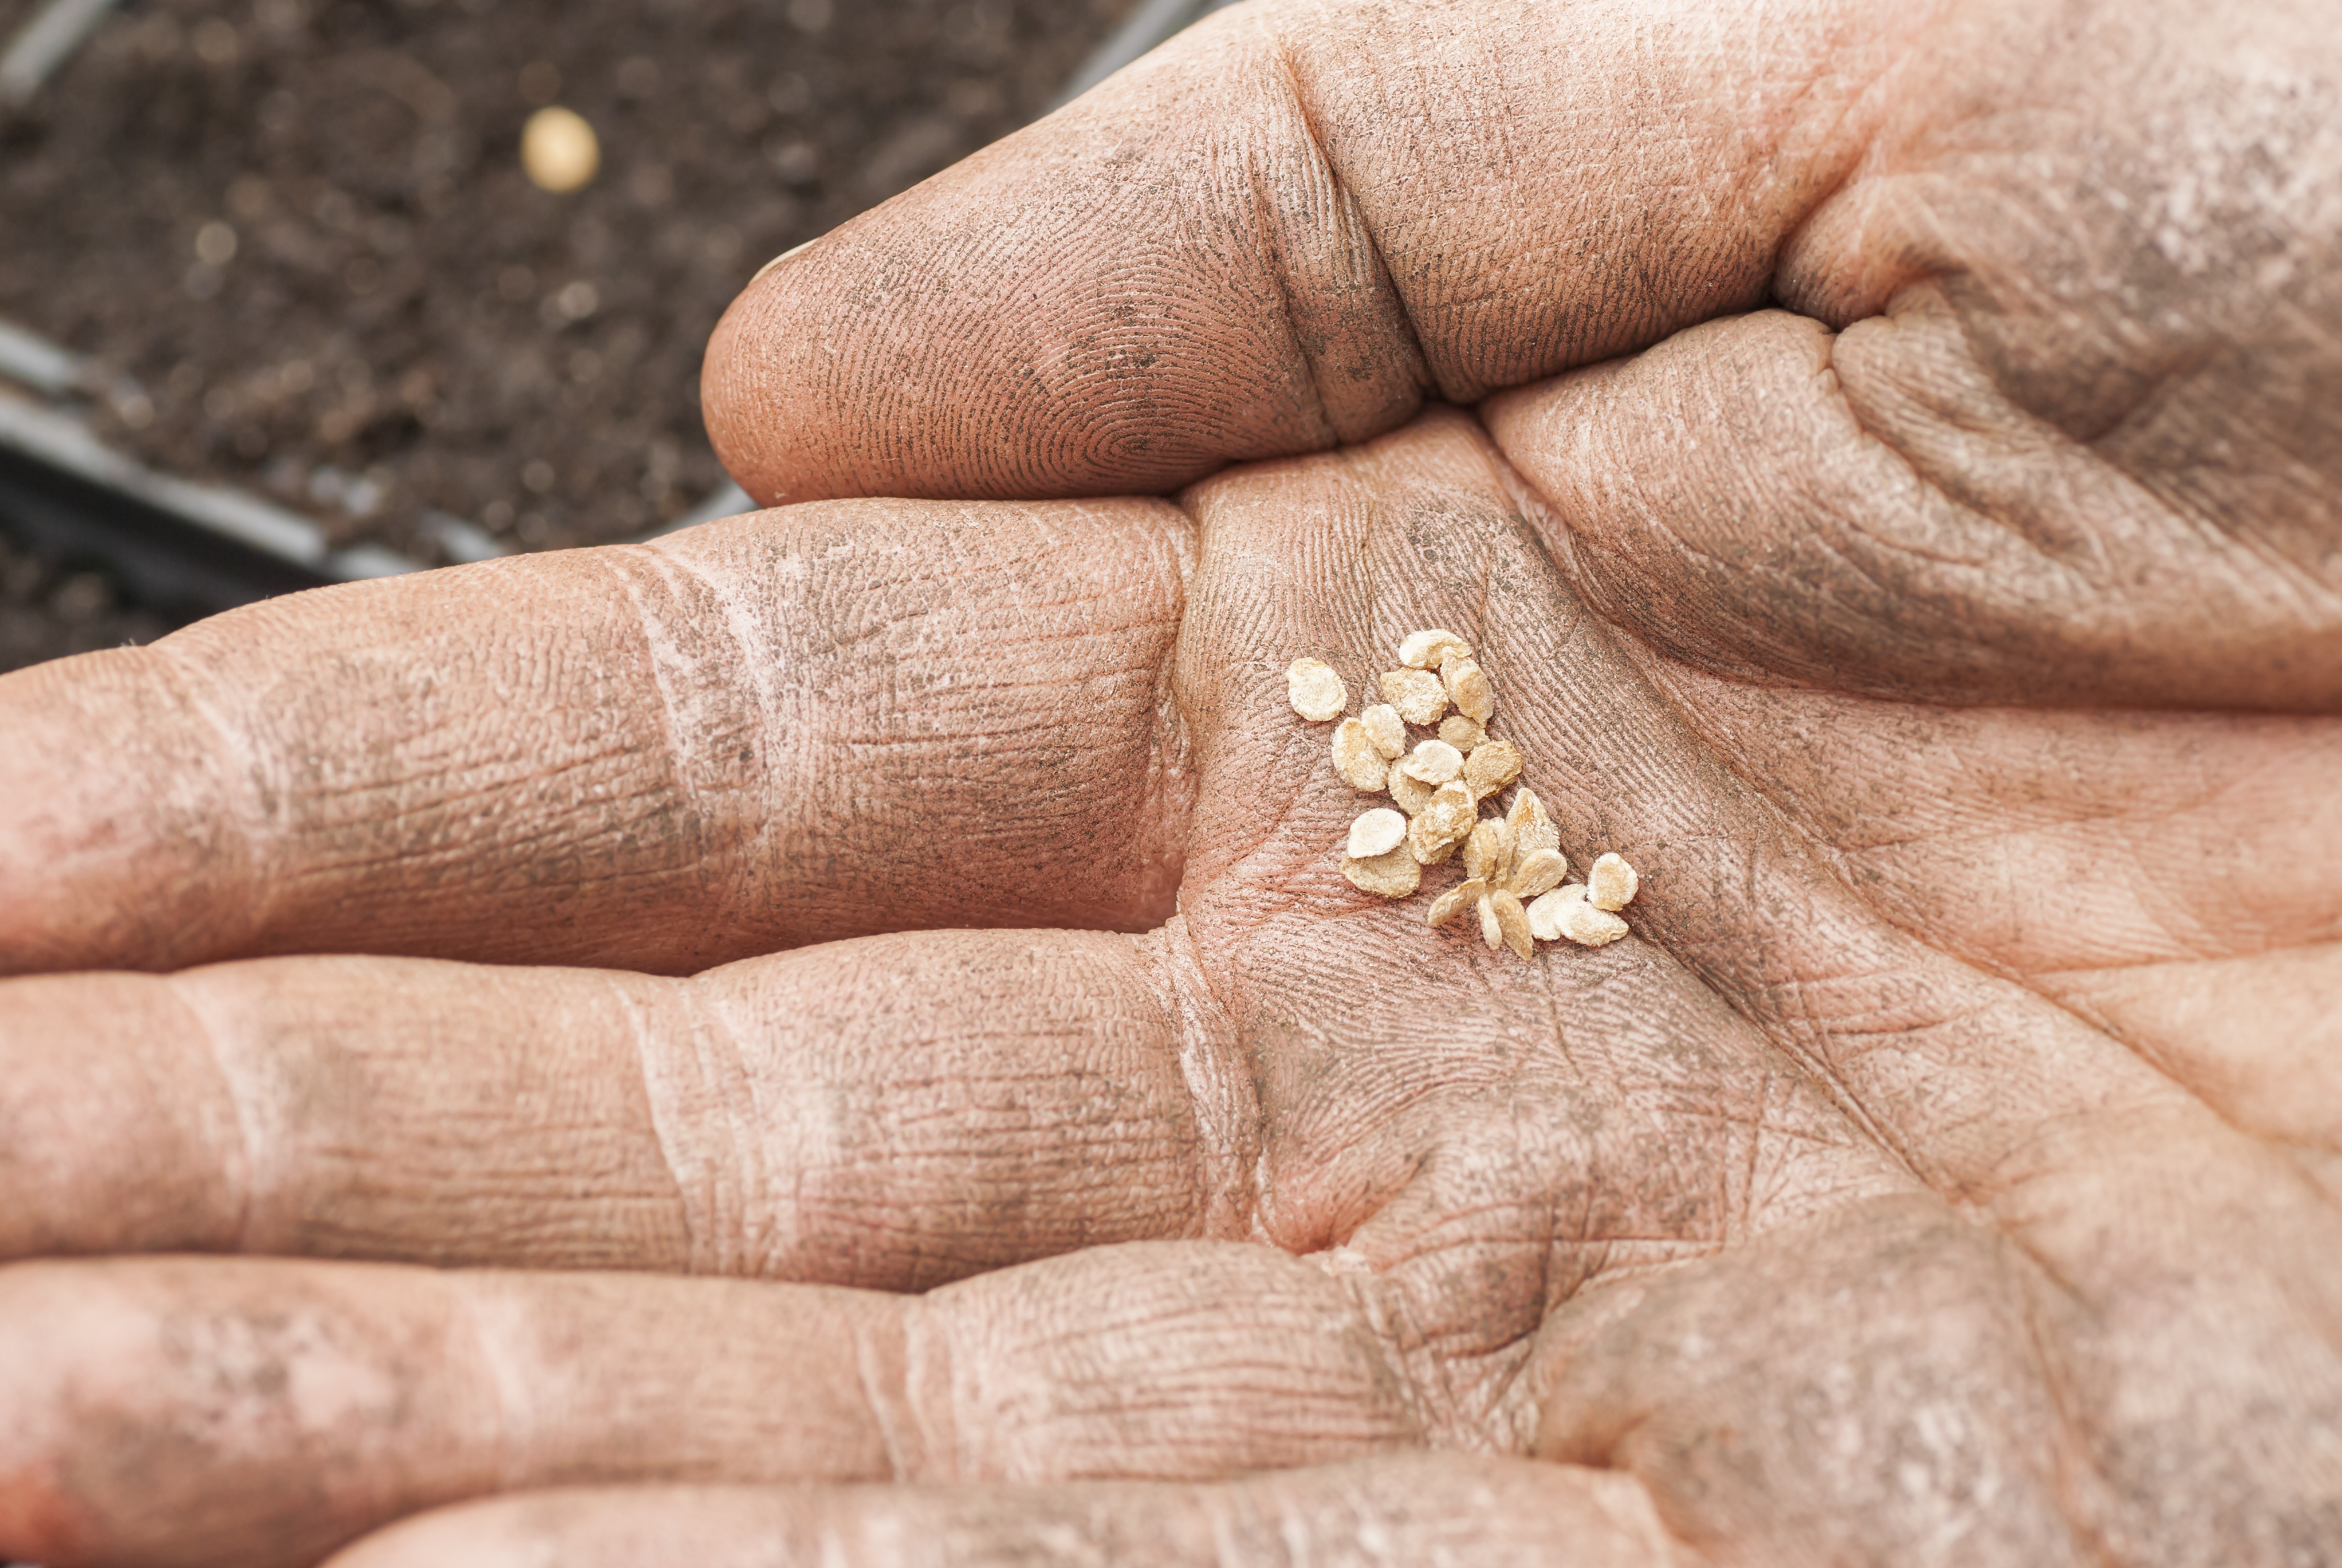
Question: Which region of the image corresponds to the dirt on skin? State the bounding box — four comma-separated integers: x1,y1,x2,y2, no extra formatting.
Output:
0,0,1139,577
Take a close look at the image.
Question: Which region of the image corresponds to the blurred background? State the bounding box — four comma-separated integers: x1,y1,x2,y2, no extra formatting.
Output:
0,0,1232,671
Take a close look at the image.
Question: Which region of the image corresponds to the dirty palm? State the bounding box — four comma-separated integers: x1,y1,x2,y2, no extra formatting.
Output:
5,0,2342,1563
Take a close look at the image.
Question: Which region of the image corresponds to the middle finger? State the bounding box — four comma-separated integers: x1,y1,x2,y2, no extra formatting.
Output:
0,927,1252,1287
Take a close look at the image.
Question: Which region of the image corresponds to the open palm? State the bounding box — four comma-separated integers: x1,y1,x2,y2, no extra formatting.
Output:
3,0,2339,1563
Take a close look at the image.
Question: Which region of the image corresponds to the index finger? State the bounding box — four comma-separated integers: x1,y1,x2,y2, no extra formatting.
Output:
701,0,1911,504
0,496,1193,977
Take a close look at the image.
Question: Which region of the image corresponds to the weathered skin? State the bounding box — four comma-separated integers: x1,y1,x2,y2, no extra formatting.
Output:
0,0,2337,1564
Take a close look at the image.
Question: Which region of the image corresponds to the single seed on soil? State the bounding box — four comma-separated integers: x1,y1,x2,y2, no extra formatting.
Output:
1440,715,1485,751
1464,737,1523,799
1427,878,1486,926
522,106,601,193
1331,719,1391,792
1399,629,1473,670
1588,852,1639,911
1407,779,1477,863
1288,658,1348,721
1379,668,1448,726
1399,739,1464,786
1389,769,1436,816
1360,703,1407,760
1444,657,1495,723
1342,845,1422,898
1346,807,1407,859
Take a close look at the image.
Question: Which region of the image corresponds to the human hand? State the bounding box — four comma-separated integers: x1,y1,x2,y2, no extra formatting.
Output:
3,0,2338,1564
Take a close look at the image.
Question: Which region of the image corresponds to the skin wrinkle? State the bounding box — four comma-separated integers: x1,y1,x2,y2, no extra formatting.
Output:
451,1287,528,1498
1617,652,2341,1150
1818,437,2068,648
1669,841,2243,1213
1163,918,1267,1242
691,977,803,1281
2049,962,2342,1185
1232,84,1340,455
1726,962,1926,1182
849,1316,915,1485
156,975,260,1256
1499,316,2326,706
1649,697,2327,933
1800,347,2030,581
603,975,710,1277
605,544,771,888
640,534,801,811
1259,27,1435,435
143,640,276,947
1834,315,2134,587
2011,1285,2128,1568
1328,1272,1453,1455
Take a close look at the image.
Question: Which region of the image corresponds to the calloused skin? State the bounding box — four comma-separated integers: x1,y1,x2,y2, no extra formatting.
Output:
1,0,2337,1563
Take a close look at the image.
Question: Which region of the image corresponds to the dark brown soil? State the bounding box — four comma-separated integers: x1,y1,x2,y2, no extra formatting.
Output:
0,519,174,666
0,0,1136,568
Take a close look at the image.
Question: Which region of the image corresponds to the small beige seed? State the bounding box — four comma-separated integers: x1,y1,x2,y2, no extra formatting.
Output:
1379,668,1448,726
1360,703,1407,760
1389,769,1436,817
1489,888,1535,959
1407,811,1462,865
1405,819,1461,865
1399,629,1473,670
522,105,601,192
1444,657,1495,723
1509,847,1568,898
1346,807,1407,860
1526,886,1574,943
1588,852,1639,912
1407,780,1477,863
1462,819,1506,882
1463,737,1523,799
1426,878,1487,926
1477,894,1504,949
1562,899,1630,947
1461,823,1499,884
1507,788,1560,863
1399,739,1464,786
1330,719,1390,793
1529,884,1628,946
1421,779,1476,837
1439,715,1485,751
1288,658,1348,721
1342,845,1422,898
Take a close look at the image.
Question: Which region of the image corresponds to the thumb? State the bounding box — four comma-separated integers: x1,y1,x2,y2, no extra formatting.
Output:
701,0,1913,505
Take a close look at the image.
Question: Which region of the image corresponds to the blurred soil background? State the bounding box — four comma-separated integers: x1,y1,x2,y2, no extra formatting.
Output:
1,521,172,665
0,0,1140,668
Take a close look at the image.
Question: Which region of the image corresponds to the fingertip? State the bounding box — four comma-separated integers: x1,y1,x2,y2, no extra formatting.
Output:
325,1487,825,1568
323,1496,554,1568
699,4,1430,507
0,1270,121,1568
320,1502,524,1568
702,255,815,508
